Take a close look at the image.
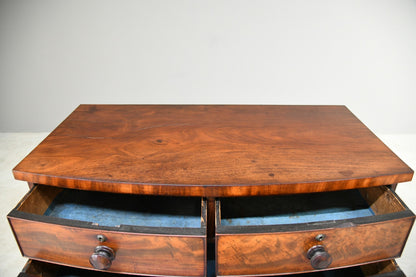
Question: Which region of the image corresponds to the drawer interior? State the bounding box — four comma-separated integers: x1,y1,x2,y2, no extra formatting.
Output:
219,186,406,226
16,185,204,228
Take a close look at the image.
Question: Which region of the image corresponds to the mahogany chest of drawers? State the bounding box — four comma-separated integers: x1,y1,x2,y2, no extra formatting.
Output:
8,105,414,276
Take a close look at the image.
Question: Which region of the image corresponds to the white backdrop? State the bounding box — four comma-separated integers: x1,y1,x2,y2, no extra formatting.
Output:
1,0,415,132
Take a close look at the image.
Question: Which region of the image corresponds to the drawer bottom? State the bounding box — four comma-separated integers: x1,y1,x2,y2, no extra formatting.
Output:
19,259,405,277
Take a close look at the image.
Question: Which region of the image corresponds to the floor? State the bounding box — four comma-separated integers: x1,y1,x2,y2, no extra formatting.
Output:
1,133,415,277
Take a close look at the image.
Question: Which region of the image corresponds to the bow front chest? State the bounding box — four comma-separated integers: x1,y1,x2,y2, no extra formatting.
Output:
8,105,414,277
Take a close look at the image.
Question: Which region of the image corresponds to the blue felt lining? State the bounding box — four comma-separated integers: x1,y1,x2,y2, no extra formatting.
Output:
221,208,374,226
221,189,375,226
44,189,202,228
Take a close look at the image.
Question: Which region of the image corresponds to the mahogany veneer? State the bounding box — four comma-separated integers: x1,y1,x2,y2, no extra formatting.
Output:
12,105,413,197
8,105,415,277
215,186,414,276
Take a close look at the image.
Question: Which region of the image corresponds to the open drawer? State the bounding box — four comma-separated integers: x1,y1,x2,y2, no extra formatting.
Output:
215,186,414,276
8,185,207,277
19,259,406,277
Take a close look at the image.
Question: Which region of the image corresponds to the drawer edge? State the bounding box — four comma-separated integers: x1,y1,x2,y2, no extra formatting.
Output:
215,210,415,234
8,209,206,236
19,259,407,277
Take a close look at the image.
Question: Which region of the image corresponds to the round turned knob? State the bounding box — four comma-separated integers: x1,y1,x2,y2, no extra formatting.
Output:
89,245,115,270
307,245,332,270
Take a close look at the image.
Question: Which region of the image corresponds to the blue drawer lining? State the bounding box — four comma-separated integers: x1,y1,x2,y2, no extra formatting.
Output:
44,189,202,228
44,189,375,228
221,189,375,226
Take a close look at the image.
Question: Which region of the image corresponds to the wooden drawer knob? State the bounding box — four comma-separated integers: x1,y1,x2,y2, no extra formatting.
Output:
89,245,115,270
307,245,332,270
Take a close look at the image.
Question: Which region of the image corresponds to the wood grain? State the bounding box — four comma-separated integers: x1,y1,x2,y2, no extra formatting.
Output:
13,105,414,196
16,185,62,215
9,217,206,276
359,186,406,215
216,217,414,276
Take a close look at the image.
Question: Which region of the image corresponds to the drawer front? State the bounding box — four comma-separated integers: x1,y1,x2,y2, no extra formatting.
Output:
216,187,415,276
8,185,207,277
216,219,413,276
11,219,206,276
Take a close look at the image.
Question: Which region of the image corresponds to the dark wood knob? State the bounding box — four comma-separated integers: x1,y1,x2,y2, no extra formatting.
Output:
89,245,115,270
307,245,332,269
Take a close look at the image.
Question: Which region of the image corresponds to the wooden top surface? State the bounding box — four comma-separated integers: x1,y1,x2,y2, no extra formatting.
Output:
13,105,413,196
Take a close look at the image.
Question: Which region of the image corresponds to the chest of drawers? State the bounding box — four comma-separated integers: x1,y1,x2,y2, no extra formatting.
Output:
8,105,414,276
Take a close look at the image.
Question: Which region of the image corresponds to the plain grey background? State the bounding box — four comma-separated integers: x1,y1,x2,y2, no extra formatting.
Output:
1,0,416,133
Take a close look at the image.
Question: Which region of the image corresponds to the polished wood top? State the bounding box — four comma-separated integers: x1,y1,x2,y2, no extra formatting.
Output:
13,105,413,196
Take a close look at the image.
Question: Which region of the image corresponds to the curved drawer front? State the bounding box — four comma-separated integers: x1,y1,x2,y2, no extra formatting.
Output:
215,186,414,276
8,185,207,277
